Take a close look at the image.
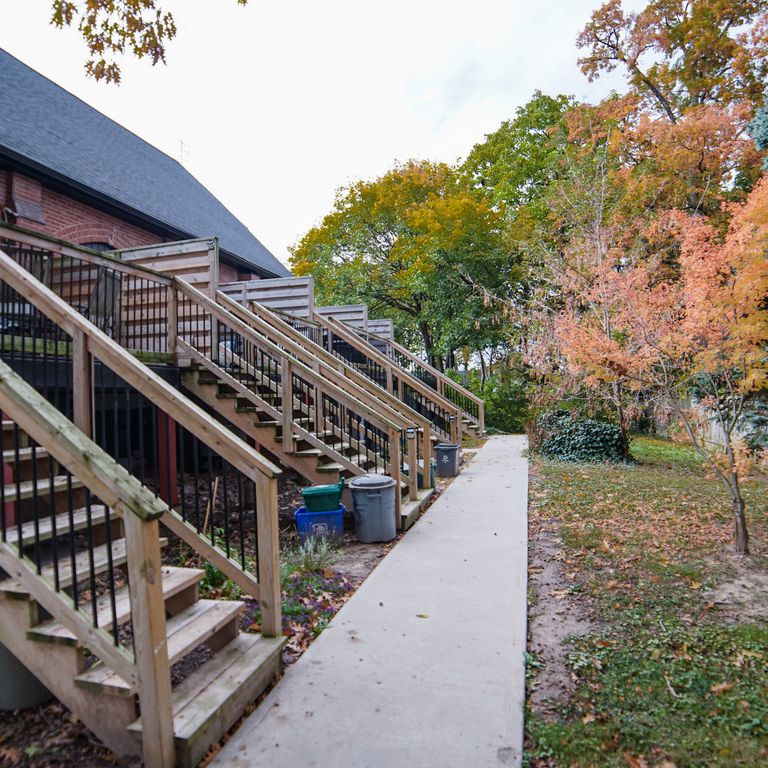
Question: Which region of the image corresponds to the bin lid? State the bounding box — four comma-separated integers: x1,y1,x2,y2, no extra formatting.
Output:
435,443,460,451
348,473,397,490
301,478,346,497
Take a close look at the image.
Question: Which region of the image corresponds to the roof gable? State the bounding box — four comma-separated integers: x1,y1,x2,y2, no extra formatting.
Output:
0,49,290,278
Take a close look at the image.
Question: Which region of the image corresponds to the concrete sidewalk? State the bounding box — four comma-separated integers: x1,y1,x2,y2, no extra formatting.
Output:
212,435,528,768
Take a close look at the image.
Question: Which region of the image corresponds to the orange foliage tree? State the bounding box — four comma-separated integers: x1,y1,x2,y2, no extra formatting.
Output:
556,180,768,553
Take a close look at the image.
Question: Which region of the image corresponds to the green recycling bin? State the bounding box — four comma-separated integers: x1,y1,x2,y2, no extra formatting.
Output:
300,478,346,512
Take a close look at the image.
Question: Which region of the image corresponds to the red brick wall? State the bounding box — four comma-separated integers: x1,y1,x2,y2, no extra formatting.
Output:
219,262,239,284
7,173,163,250
0,171,8,216
1,171,259,282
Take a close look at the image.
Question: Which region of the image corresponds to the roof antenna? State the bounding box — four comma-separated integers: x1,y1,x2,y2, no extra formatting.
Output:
179,140,191,166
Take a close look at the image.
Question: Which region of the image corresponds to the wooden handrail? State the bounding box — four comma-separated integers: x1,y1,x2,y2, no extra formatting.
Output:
310,312,464,440
222,293,434,478
0,246,280,482
0,359,175,768
221,293,430,433
176,280,405,435
365,329,484,411
361,328,485,434
0,223,173,285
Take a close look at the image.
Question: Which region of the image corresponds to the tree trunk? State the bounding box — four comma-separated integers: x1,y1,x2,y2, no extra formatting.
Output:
731,484,750,555
418,321,437,369
612,382,631,460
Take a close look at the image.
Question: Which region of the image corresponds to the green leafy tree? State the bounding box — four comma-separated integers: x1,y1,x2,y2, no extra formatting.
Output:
462,91,572,219
290,160,513,368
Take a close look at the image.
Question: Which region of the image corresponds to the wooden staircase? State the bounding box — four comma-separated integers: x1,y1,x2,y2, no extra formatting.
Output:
0,236,286,768
0,398,284,768
315,314,485,438
173,280,433,524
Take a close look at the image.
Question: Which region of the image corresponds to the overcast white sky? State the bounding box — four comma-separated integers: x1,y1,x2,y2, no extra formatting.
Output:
0,0,643,267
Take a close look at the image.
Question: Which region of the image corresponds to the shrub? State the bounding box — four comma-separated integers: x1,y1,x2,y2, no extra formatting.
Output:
281,537,338,580
537,410,626,462
447,367,530,434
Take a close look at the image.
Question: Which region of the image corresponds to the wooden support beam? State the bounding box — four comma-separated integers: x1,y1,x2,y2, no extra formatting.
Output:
72,328,92,438
123,512,175,768
421,426,433,486
281,357,294,454
406,428,418,501
389,428,402,528
256,475,281,637
166,285,177,359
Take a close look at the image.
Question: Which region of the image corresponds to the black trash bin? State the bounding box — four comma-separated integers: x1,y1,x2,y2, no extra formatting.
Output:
435,443,460,477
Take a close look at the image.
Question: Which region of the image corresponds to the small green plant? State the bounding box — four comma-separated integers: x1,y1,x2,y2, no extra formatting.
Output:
281,537,338,580
199,561,242,599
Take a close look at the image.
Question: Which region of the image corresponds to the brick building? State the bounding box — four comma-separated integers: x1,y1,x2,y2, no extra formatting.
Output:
0,48,289,281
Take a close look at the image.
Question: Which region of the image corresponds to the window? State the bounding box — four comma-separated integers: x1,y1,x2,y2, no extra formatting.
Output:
81,241,113,252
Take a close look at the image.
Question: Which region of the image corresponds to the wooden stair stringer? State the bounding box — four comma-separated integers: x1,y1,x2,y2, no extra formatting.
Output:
183,371,369,486
0,587,141,758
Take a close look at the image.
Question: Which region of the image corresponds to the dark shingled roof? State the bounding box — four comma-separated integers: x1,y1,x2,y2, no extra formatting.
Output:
0,48,289,278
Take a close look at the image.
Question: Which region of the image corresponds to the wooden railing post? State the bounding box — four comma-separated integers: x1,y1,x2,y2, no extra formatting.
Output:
421,426,433,487
72,328,92,438
166,284,177,360
406,427,418,501
449,413,460,444
281,357,295,454
123,510,175,768
256,475,282,637
479,402,485,435
389,427,402,529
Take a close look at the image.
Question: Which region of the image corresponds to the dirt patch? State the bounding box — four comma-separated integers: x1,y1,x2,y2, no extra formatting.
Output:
709,540,768,623
332,540,391,584
527,467,596,720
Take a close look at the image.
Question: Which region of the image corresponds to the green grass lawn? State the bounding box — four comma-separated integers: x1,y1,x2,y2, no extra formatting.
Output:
526,435,768,768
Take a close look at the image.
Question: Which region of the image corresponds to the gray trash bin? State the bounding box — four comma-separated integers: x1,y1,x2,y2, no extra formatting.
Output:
435,443,460,477
349,474,397,543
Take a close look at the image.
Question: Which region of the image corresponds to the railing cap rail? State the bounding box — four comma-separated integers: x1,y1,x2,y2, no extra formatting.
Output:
311,312,464,417
0,223,174,285
176,281,404,433
361,328,485,410
239,297,434,433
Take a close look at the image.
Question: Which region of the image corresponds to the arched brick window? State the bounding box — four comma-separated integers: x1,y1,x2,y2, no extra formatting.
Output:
81,241,114,252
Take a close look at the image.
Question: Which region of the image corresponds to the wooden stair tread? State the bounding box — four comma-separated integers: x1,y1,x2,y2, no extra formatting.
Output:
2,475,85,503
127,633,285,767
346,453,377,465
316,462,345,473
27,566,205,646
1,446,50,463
127,632,285,736
75,598,244,696
294,448,323,458
4,505,112,547
165,598,244,665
